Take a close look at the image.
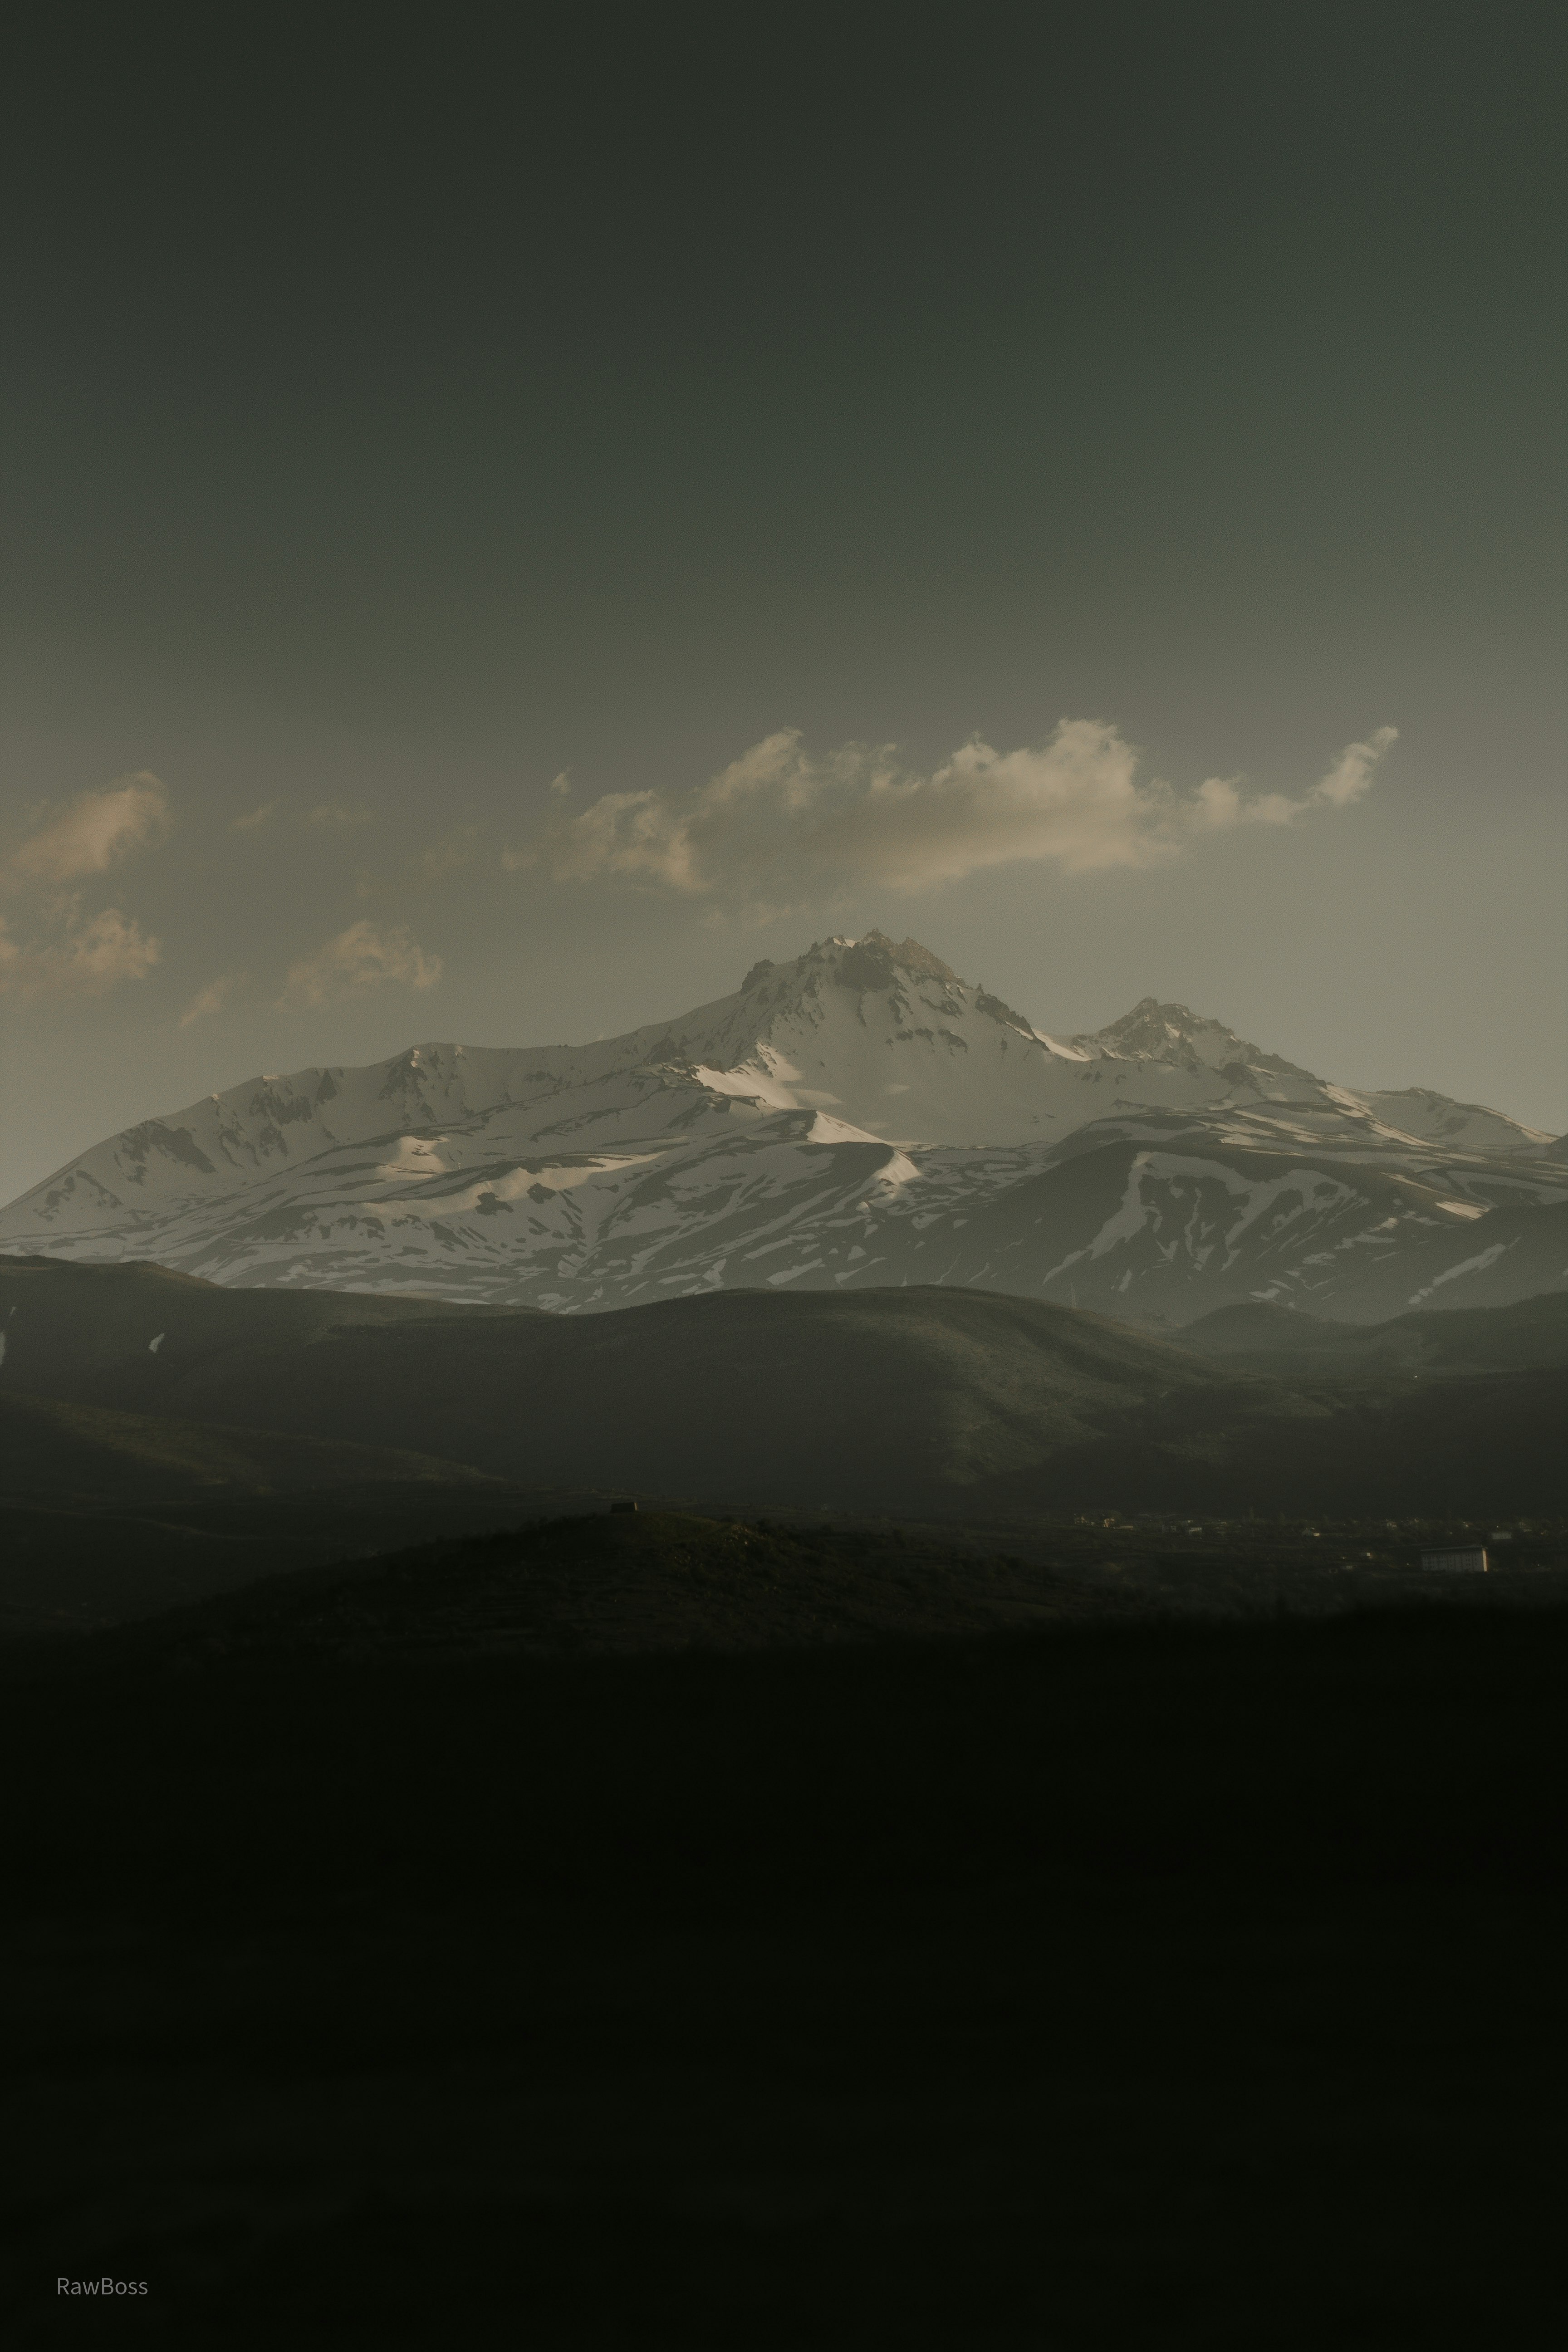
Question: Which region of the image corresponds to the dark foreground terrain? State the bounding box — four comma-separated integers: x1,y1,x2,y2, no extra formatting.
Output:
5,1260,1566,2342
4,1509,1568,2347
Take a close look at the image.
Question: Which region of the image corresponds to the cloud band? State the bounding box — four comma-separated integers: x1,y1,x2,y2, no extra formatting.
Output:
510,720,1397,899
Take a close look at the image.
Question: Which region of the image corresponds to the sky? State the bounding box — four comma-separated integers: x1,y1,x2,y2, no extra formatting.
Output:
2,5,1564,1201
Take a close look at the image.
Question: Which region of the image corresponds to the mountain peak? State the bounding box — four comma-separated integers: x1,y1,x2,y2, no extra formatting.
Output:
739,932,964,999
1080,996,1311,1078
853,931,962,984
735,931,963,1006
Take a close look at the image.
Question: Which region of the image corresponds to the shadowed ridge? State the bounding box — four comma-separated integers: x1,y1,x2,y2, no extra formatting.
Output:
1181,1288,1568,1375
0,1387,502,1501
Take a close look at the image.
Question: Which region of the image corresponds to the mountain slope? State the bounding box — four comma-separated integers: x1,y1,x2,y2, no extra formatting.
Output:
2,932,1560,1322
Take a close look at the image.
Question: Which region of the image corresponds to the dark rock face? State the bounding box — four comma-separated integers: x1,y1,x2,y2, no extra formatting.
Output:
976,990,1036,1037
831,931,961,995
862,931,961,983
834,940,898,993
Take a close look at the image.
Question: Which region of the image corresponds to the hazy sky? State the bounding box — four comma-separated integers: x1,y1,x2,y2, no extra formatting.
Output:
3,8,1563,1200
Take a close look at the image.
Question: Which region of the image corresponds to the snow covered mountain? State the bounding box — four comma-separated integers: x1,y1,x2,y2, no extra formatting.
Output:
3,931,1563,1323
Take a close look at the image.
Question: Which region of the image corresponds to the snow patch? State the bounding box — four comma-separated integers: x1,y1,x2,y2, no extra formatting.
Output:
1406,1241,1511,1306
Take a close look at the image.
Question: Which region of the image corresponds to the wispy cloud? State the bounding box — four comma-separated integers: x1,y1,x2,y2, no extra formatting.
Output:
507,721,1398,900
1311,727,1399,809
1189,727,1400,831
231,801,278,832
279,921,442,1006
304,804,374,831
501,772,573,866
179,972,244,1029
413,825,480,880
3,773,170,890
0,774,171,997
0,904,162,998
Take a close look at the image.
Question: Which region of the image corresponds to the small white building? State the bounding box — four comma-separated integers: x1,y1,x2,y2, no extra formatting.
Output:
1421,1547,1489,1574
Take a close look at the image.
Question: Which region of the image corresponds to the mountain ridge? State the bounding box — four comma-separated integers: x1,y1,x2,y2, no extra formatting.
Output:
3,932,1562,1323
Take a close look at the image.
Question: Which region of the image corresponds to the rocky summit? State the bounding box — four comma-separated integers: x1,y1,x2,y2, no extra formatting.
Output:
2,933,1563,1323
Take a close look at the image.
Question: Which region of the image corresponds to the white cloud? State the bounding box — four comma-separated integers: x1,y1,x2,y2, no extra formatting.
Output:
0,903,162,998
231,801,278,832
510,720,1397,900
548,770,573,799
1189,729,1399,833
1311,726,1399,809
279,921,442,1006
179,973,243,1029
3,773,170,889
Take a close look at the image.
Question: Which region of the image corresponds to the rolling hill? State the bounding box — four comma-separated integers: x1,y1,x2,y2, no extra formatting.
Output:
3,1258,1562,1537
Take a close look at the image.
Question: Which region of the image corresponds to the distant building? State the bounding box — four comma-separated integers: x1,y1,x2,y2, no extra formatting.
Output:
1421,1547,1489,1574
